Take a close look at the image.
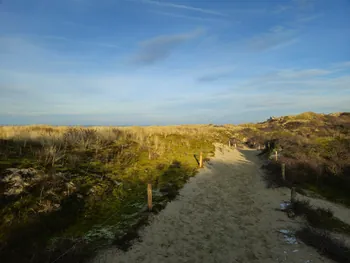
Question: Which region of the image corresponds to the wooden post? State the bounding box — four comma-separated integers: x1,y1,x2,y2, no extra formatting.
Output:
147,183,152,211
199,152,203,168
275,150,278,161
234,143,237,149
291,187,296,203
282,163,286,181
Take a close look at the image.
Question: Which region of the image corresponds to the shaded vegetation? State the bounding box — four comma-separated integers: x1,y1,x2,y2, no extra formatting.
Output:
0,125,235,263
296,227,350,263
239,112,350,206
291,200,350,236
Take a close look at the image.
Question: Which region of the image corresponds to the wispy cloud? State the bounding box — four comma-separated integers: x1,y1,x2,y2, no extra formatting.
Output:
197,67,236,82
331,61,350,70
1,64,349,125
130,28,204,65
273,5,292,14
61,21,100,30
293,0,315,10
43,35,119,48
137,0,226,16
197,73,232,82
296,14,322,23
231,68,350,94
149,10,223,22
154,72,350,122
273,69,332,79
246,26,298,52
245,101,294,109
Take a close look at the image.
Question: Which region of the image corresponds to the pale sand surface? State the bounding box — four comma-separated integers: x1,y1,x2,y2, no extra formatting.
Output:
93,144,347,263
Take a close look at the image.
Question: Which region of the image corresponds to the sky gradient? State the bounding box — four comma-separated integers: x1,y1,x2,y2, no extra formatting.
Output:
1,0,350,125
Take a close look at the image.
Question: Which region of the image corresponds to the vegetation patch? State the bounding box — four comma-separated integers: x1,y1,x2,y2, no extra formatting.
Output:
291,200,350,236
296,227,350,263
243,112,350,206
0,125,233,263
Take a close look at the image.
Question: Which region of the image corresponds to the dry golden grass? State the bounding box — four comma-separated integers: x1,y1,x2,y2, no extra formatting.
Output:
0,124,240,147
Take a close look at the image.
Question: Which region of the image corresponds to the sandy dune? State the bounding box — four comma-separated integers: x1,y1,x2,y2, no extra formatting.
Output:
93,144,335,263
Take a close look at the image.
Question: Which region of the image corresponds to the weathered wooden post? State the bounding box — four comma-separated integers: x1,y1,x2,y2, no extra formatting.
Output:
282,163,286,181
275,150,278,161
234,143,237,149
291,187,296,203
199,152,203,168
147,183,152,211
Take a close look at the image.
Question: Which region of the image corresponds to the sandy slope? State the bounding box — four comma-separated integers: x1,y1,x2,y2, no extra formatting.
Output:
92,144,334,263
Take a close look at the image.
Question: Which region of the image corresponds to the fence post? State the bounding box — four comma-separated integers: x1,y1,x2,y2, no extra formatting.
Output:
234,143,237,149
275,150,278,161
199,152,203,168
282,163,285,181
147,183,152,211
291,187,296,203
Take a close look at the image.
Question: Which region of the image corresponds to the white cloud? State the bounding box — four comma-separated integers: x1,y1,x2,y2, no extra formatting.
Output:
331,61,350,70
137,0,226,16
149,11,224,22
296,14,322,23
293,0,315,10
196,66,236,82
273,5,292,14
1,65,349,124
246,27,299,52
270,26,285,33
236,67,349,90
275,69,332,78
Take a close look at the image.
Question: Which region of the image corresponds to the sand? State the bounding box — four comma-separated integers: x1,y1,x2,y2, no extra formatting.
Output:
92,144,338,263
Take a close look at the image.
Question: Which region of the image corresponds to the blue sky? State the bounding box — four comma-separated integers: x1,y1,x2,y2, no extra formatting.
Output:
0,0,350,125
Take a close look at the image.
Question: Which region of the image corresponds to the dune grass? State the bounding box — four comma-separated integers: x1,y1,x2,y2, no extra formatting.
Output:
1,111,349,262
244,112,350,206
0,124,237,263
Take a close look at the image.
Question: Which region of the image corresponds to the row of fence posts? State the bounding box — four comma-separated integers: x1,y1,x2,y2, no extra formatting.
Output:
228,140,237,149
280,161,295,205
147,151,205,211
274,150,287,181
266,148,295,203
273,150,287,181
147,148,290,212
228,141,285,181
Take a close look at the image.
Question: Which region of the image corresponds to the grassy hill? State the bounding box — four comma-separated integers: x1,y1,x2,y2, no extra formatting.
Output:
234,112,350,206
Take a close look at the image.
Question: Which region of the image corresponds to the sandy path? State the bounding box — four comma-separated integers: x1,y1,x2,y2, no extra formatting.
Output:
93,144,333,263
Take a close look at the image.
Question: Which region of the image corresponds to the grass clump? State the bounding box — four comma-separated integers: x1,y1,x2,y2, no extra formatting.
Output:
296,227,350,263
292,200,350,236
